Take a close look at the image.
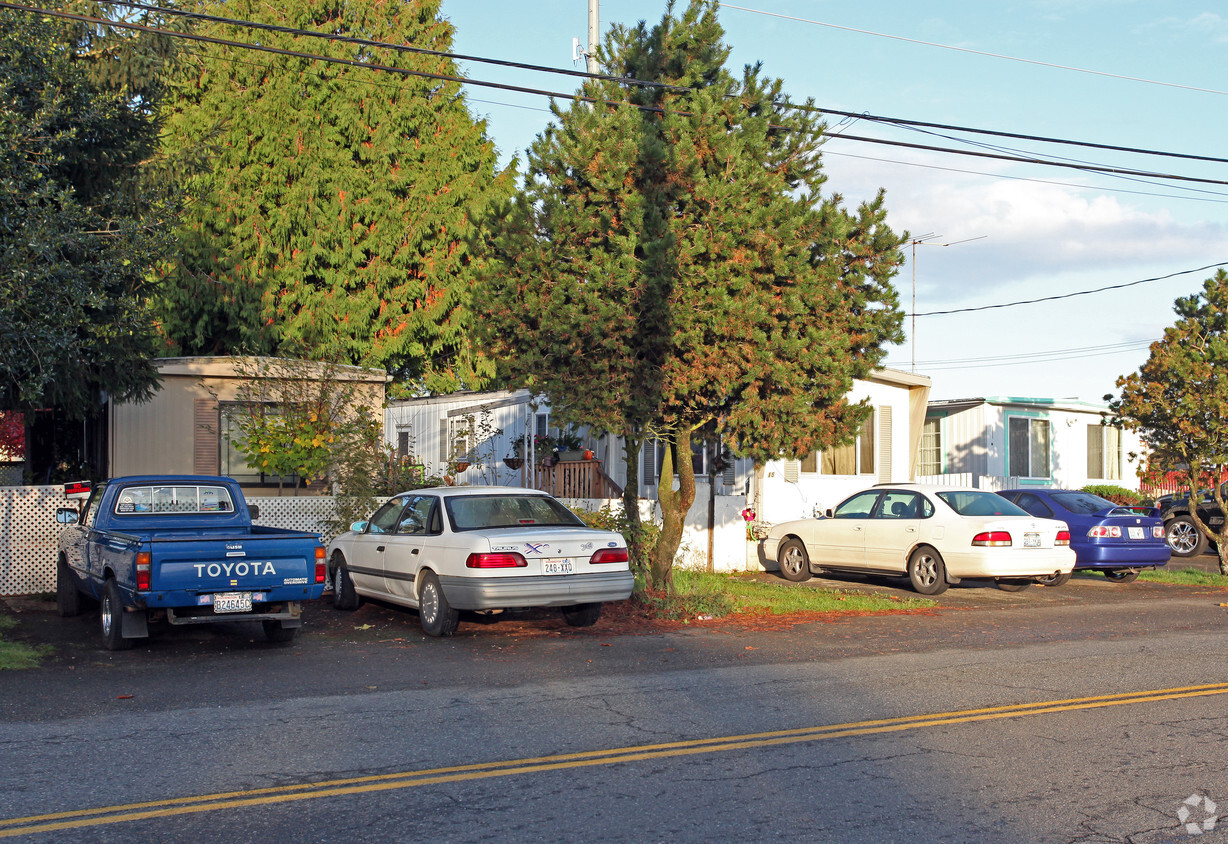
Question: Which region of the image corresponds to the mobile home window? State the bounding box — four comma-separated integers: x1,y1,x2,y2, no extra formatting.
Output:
918,417,942,476
801,411,875,476
1008,417,1051,479
1087,424,1121,480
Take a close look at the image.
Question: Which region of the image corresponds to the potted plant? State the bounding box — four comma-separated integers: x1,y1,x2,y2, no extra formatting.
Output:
555,431,585,461
504,433,526,470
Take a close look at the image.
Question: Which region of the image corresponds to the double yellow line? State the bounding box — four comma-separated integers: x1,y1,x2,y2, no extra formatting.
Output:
5,681,1228,838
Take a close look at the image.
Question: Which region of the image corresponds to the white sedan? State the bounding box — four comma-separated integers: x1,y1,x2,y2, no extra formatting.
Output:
327,487,634,636
763,484,1075,595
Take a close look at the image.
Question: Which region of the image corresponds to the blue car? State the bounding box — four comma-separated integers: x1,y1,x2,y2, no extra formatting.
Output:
996,489,1169,586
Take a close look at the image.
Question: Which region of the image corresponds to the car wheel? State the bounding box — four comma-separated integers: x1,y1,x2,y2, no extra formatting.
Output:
56,558,81,617
1103,568,1140,584
778,538,812,582
100,579,133,651
907,547,949,595
561,603,602,627
995,579,1032,592
1038,571,1072,588
331,554,360,611
262,620,298,642
1166,516,1207,557
418,571,459,637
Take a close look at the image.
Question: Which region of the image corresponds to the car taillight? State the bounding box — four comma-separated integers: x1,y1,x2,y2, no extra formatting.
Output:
136,551,151,591
1087,526,1121,538
466,552,528,568
972,531,1012,547
1152,525,1165,539
590,548,629,564
314,546,326,584
1056,530,1071,546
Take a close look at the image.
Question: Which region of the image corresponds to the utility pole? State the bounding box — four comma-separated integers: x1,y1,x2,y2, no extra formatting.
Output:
586,0,599,75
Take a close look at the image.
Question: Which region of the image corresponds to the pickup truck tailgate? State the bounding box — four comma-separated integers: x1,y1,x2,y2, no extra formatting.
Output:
143,534,324,608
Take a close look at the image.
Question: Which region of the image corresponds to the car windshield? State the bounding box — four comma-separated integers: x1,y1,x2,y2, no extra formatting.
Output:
1049,491,1117,515
937,491,1030,517
446,494,585,531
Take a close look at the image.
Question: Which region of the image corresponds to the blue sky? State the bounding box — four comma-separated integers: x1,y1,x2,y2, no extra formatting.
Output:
445,0,1227,403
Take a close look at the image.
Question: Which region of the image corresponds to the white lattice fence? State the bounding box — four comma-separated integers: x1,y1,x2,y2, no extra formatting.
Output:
0,486,69,596
248,496,340,543
0,488,343,597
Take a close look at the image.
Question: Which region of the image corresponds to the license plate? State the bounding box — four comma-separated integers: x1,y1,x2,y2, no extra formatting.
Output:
1023,533,1041,548
1128,527,1145,540
542,558,575,575
213,592,253,613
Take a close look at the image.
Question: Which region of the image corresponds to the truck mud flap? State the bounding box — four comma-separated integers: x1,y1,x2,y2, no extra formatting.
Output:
121,609,149,639
166,602,302,627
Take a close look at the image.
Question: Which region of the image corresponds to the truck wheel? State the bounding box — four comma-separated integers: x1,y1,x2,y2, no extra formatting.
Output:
418,571,459,637
332,555,360,611
561,603,602,627
262,620,298,643
56,558,81,618
100,579,133,651
1166,517,1208,557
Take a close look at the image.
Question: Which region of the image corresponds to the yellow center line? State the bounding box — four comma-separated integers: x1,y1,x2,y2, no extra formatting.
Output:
4,681,1228,838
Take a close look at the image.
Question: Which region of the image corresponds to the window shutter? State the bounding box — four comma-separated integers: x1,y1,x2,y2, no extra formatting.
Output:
194,399,218,474
641,440,656,483
722,457,736,487
877,406,893,483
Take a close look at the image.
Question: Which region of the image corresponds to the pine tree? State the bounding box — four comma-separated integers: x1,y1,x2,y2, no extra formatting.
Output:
158,0,512,391
479,0,906,589
1111,269,1228,574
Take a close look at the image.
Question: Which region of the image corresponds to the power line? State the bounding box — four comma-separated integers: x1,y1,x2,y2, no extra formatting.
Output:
821,150,1228,205
56,2,1228,174
912,262,1228,318
811,107,1228,165
101,0,689,92
826,134,1228,187
9,2,1226,189
719,2,1228,98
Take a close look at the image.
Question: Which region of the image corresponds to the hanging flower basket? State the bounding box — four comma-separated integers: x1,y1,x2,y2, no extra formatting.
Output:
504,457,524,470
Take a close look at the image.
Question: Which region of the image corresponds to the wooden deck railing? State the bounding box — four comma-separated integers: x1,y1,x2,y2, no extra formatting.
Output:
528,459,623,499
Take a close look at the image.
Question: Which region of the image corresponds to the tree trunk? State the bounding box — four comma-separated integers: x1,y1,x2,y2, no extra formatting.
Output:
650,428,696,592
621,432,645,575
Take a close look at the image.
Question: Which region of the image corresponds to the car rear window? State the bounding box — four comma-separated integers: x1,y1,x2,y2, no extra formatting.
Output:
114,485,235,515
1049,491,1116,515
937,491,1029,517
446,495,585,530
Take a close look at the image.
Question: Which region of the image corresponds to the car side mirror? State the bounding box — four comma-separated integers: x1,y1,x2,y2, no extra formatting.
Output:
55,508,79,524
248,504,260,520
824,508,834,519
350,520,369,533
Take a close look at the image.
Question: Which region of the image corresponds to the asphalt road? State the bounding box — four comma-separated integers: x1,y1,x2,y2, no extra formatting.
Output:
2,562,1228,842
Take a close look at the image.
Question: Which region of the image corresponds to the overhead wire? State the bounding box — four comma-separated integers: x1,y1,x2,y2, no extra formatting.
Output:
14,0,1225,188
718,2,1228,98
821,150,1228,205
911,262,1228,317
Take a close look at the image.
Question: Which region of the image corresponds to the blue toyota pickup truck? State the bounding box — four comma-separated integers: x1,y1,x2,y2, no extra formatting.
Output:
55,476,327,649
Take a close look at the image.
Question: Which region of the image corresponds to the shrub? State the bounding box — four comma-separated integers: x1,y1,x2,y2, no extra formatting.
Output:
572,503,660,576
1082,484,1145,506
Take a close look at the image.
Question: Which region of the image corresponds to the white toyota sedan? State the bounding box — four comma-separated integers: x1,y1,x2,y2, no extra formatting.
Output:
763,484,1075,595
327,487,634,636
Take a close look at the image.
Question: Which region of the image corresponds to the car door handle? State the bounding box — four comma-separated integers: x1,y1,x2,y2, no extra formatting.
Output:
376,545,385,552
411,549,419,555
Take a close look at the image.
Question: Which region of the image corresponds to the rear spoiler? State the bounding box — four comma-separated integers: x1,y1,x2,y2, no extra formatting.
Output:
1105,505,1160,518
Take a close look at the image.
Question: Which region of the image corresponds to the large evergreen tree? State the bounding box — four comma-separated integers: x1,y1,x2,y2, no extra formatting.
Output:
158,0,511,392
479,0,906,589
0,5,176,419
1111,269,1228,575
